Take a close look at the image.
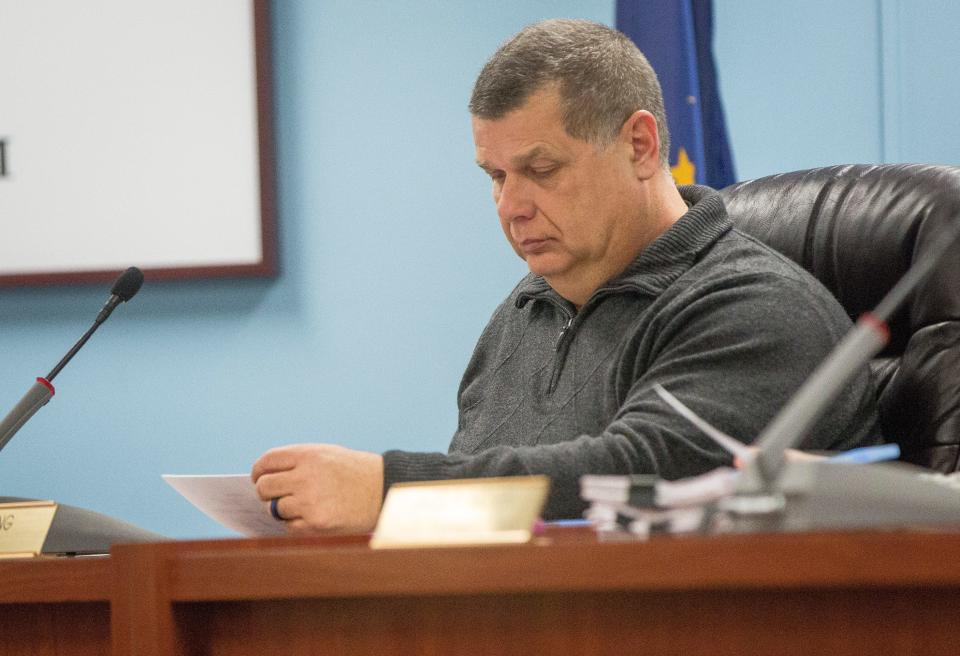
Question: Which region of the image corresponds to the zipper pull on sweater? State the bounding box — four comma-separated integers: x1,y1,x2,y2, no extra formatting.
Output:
554,317,574,351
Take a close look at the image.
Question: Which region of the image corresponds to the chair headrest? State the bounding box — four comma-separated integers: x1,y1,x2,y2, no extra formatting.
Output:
719,164,960,354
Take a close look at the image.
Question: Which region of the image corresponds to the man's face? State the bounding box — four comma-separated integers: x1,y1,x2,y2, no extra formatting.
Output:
472,87,641,297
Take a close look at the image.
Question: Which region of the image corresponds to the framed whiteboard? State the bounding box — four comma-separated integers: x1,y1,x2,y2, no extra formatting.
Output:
0,0,276,286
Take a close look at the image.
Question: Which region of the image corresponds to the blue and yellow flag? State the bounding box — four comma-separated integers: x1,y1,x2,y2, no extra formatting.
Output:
616,0,736,188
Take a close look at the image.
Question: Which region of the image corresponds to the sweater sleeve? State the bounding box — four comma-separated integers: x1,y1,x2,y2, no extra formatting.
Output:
382,273,880,519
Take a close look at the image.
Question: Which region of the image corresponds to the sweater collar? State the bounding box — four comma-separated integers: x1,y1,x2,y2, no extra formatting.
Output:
516,185,731,308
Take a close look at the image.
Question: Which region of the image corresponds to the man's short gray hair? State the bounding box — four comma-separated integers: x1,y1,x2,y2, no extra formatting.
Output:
469,19,670,168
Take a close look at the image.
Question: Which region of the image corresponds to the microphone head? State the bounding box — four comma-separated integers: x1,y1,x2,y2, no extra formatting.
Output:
111,267,144,302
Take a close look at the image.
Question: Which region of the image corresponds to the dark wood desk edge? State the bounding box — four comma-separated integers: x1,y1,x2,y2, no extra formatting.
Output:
109,528,960,603
0,556,112,603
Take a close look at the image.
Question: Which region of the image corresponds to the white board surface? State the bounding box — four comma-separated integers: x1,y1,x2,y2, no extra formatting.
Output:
0,0,273,283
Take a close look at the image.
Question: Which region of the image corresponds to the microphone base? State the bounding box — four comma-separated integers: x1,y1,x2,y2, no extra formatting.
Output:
0,497,165,555
714,461,960,534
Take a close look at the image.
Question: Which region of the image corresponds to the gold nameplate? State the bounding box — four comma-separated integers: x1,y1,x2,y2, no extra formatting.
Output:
370,475,549,549
0,501,57,558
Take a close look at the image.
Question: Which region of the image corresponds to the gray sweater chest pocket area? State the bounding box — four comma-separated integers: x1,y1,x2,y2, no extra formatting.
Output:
455,299,638,453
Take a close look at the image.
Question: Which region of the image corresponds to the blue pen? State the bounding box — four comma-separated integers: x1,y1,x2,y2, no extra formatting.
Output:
827,443,901,464
546,518,593,527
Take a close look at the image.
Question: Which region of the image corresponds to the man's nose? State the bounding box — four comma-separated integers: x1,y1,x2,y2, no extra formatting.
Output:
497,176,536,223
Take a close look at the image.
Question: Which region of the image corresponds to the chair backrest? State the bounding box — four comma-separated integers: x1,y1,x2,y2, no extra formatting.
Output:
719,164,960,472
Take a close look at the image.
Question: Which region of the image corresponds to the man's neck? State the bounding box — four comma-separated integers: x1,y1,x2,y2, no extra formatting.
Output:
549,181,691,309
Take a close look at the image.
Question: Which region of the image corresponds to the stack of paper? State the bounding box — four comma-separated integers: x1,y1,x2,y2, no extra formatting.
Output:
579,468,739,538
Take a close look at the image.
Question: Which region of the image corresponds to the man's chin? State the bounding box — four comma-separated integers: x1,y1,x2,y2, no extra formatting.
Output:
525,255,568,279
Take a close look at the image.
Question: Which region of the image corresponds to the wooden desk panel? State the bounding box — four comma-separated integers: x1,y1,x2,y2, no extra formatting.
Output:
170,588,960,656
110,529,960,656
1,557,111,656
1,556,112,603
6,530,960,655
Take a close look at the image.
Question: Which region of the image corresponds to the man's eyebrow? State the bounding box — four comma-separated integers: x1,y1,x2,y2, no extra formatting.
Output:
510,146,552,169
476,159,496,174
476,147,557,174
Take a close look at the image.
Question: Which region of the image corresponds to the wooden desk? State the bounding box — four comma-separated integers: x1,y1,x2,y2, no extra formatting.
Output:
6,529,960,655
1,556,111,656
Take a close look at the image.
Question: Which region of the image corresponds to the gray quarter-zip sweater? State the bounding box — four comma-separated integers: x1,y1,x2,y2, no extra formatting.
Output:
383,185,880,518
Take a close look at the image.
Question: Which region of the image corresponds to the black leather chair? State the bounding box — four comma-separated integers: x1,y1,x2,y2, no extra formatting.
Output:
719,164,960,472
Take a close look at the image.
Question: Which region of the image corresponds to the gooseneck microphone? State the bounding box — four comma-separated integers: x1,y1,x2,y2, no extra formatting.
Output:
0,267,143,453
46,267,144,381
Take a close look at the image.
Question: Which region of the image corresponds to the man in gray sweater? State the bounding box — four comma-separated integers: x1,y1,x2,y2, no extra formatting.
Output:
252,20,879,532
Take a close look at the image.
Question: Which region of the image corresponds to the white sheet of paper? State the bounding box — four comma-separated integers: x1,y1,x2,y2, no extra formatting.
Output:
162,474,286,537
654,467,740,508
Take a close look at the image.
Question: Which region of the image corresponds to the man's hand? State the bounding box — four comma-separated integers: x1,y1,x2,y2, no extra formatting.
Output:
251,443,384,535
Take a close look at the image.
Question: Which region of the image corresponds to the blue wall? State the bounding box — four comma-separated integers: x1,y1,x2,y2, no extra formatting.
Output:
0,1,956,539
714,0,960,179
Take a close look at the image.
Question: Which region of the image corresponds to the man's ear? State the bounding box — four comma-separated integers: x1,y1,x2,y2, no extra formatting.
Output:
621,110,661,180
